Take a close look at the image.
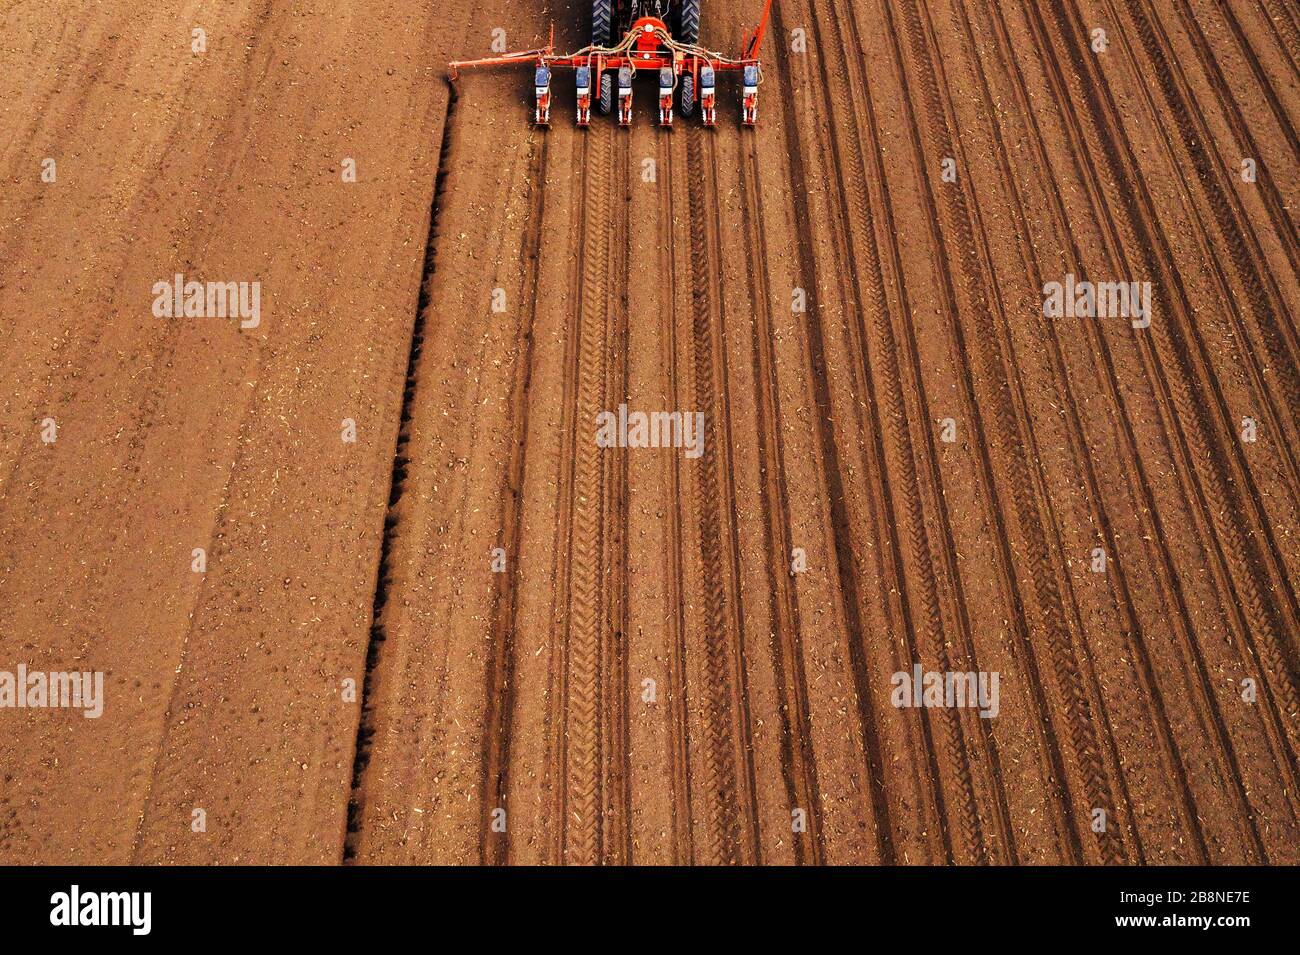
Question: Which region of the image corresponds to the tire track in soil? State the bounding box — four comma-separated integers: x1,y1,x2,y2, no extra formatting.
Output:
1033,0,1300,811
540,127,582,861
1203,0,1300,161
0,1,278,511
343,83,458,863
560,119,613,865
1199,0,1300,242
1098,0,1300,600
951,0,1219,861
795,0,951,867
1252,0,1300,82
735,135,825,864
0,12,129,461
769,0,904,864
809,0,1035,864
682,125,761,865
1005,0,1297,852
547,117,632,865
984,0,1275,860
479,127,550,866
5,0,470,864
655,133,695,864
850,0,1023,863
806,0,1060,862
126,363,263,862
869,0,1132,862
894,0,1147,863
799,0,953,864
605,127,634,867
1102,0,1300,487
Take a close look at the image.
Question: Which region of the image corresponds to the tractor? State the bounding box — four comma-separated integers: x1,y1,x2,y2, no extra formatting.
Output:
591,1,702,47
450,0,770,127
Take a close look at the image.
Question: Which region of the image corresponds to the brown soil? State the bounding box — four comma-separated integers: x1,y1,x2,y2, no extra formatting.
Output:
1,0,1296,864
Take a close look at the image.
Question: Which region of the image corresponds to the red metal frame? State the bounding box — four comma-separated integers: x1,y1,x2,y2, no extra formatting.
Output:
449,1,774,126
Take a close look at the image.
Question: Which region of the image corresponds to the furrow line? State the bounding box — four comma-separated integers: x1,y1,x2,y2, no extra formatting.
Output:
479,128,549,865
875,0,1132,862
769,0,897,862
1039,0,1300,807
793,0,956,864
601,133,633,865
990,0,1274,859
1253,0,1300,83
736,133,826,864
1112,0,1300,487
682,125,759,865
954,0,1216,861
656,132,695,864
834,0,1031,863
898,0,1147,863
561,120,615,865
342,85,458,863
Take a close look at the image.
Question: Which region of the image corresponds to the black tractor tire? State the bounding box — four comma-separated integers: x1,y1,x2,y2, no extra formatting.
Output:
678,0,700,44
680,73,696,118
598,72,614,115
593,0,612,46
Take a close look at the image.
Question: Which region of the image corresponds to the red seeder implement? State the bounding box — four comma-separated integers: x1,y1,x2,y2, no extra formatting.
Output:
449,0,773,127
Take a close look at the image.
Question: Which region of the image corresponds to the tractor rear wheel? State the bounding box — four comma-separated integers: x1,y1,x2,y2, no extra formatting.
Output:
677,0,700,44
592,0,612,46
597,72,614,114
680,73,696,118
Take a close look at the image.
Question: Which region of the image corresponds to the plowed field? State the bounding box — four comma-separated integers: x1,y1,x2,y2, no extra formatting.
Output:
1,0,1297,864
